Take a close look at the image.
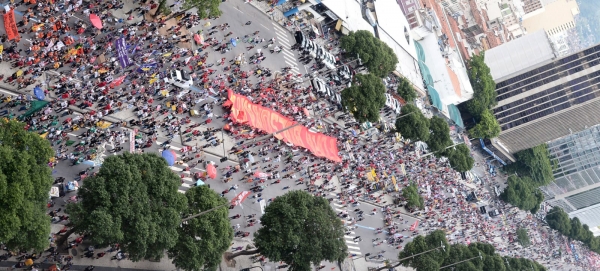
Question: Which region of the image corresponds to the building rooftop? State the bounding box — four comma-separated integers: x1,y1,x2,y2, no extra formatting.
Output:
484,30,555,81
321,0,375,35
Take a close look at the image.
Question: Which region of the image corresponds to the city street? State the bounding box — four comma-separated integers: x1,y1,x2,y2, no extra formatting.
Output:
0,0,595,271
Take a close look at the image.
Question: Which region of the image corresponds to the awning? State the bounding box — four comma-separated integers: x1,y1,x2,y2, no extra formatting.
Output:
335,20,343,31
479,139,507,166
276,0,287,6
283,7,299,17
447,104,464,128
426,85,442,110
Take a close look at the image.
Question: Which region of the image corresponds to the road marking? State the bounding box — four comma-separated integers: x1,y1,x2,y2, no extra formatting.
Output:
334,203,344,207
271,22,288,34
283,54,296,63
181,183,192,188
260,23,270,30
281,50,295,59
178,190,185,193
346,245,361,250
235,6,244,13
68,133,79,137
355,224,376,230
346,240,360,245
0,89,16,96
335,208,344,212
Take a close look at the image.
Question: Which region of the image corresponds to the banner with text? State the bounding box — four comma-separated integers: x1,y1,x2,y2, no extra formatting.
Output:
4,9,19,40
114,37,131,68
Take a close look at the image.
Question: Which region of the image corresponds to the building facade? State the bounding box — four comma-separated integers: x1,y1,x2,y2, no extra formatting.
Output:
487,36,600,154
542,125,600,235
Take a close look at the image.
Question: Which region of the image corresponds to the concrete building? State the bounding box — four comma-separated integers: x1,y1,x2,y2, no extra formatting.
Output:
522,0,543,14
485,33,600,158
521,0,579,37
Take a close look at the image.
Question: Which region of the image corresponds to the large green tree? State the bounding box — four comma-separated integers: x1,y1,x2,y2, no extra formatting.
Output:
65,153,188,261
168,185,233,271
341,73,387,123
402,183,424,210
228,190,347,271
500,176,544,213
0,120,54,251
385,230,547,271
426,116,452,153
395,104,430,142
469,109,501,139
340,30,398,78
441,144,474,172
464,54,497,117
545,207,572,235
516,228,531,247
396,77,417,102
504,144,555,185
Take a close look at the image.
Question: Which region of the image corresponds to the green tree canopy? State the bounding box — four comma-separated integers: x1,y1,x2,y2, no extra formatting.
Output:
395,104,430,142
65,153,188,261
396,77,417,102
252,190,347,271
402,183,424,210
516,228,531,247
504,144,555,185
389,230,547,271
469,109,501,139
0,120,54,251
500,176,544,213
426,116,452,153
545,207,572,235
168,185,233,271
340,30,398,78
441,144,474,172
464,54,497,117
341,73,387,123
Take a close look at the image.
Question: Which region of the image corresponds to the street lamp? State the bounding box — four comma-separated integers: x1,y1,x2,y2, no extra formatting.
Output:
439,252,482,269
240,266,264,271
374,242,446,271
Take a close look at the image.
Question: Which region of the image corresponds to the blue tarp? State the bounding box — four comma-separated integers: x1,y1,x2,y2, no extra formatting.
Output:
283,7,299,17
276,0,287,6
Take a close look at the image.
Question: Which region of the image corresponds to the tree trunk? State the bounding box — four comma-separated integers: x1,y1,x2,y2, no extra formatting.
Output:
225,248,261,260
56,227,77,251
154,0,167,17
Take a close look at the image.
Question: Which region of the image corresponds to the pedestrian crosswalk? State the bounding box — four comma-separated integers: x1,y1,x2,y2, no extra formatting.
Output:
156,141,204,194
272,22,300,74
332,201,363,256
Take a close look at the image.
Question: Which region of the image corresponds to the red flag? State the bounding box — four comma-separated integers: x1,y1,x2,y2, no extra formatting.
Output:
109,75,126,88
231,191,251,206
410,220,419,231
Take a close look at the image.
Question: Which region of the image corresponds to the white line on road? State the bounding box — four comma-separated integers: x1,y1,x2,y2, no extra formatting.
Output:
281,50,295,59
235,6,244,13
271,22,287,33
349,251,362,255
178,190,185,194
260,23,270,30
346,245,361,250
334,203,344,207
283,54,296,63
0,88,16,96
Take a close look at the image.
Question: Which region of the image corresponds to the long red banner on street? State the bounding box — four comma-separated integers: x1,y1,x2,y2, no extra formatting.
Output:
4,9,19,40
227,90,341,162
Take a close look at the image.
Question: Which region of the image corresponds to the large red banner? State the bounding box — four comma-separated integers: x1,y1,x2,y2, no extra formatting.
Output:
227,90,341,162
3,9,19,41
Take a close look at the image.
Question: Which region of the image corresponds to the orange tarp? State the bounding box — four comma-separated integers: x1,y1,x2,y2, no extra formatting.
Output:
4,9,19,40
227,90,341,162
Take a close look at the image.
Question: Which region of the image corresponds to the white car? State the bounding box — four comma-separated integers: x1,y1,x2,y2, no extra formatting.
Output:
311,78,327,94
168,70,193,89
316,46,325,61
323,52,336,70
338,65,351,80
385,94,394,107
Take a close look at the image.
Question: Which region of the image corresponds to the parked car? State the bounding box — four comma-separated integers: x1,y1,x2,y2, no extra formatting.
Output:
338,65,351,80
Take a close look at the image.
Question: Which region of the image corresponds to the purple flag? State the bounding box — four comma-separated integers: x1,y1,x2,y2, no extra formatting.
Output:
114,37,131,68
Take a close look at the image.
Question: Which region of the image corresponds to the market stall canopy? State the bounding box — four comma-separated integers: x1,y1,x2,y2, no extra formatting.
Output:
206,163,217,179
161,150,177,166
